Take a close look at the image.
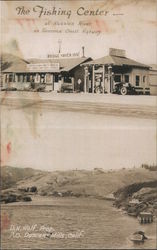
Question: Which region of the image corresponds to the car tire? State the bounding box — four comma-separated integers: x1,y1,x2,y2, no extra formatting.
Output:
120,86,127,95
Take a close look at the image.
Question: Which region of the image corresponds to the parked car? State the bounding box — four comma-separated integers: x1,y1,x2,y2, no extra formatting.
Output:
94,85,103,94
113,82,136,95
60,83,73,93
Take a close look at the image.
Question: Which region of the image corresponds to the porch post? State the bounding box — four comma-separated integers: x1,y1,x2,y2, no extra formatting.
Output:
15,74,18,82
108,65,112,93
102,65,105,94
92,65,94,93
84,67,88,93
71,77,74,92
51,74,54,91
3,74,6,84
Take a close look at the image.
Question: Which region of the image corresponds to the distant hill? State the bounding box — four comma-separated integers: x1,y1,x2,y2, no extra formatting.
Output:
1,166,157,215
1,166,43,190
1,166,157,197
2,166,155,198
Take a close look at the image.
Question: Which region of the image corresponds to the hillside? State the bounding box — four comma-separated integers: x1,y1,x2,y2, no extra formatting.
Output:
1,166,157,215
1,166,156,196
1,166,43,190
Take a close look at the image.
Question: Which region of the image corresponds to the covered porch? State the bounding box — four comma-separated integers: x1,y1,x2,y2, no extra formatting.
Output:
83,63,114,94
82,48,150,94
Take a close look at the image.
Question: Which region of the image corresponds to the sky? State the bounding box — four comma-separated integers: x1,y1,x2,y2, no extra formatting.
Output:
1,0,157,64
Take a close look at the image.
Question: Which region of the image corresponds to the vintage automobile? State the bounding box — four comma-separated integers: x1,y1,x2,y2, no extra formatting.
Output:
94,85,103,94
113,82,137,95
60,83,73,93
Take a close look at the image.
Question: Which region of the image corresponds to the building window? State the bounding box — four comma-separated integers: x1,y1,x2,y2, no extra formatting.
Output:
20,75,24,82
17,74,24,82
135,75,140,86
26,74,30,82
40,74,45,83
124,75,129,83
143,76,146,83
12,74,16,82
17,75,21,82
35,74,40,83
23,75,26,82
64,76,72,83
9,74,13,83
114,75,121,82
45,74,52,83
54,74,59,82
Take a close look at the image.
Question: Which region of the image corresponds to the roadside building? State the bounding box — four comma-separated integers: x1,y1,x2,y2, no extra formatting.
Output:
149,64,157,95
1,54,92,92
82,48,151,94
2,48,156,95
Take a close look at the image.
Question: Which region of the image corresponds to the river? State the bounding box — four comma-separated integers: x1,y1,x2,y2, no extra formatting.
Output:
1,96,156,249
1,197,156,249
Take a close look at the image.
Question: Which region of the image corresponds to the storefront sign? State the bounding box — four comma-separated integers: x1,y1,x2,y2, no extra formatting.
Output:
27,63,60,72
47,52,80,58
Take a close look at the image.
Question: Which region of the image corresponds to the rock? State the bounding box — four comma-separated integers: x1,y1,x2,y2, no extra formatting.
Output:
18,187,29,192
132,187,155,198
5,194,18,203
52,191,62,197
29,186,37,193
104,193,115,201
129,199,141,204
22,196,32,202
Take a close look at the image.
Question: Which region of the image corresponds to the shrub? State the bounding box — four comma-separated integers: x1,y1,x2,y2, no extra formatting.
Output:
29,186,37,193
22,196,32,202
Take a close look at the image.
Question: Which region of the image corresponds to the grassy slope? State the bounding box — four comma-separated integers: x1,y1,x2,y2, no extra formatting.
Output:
1,166,43,190
11,167,157,198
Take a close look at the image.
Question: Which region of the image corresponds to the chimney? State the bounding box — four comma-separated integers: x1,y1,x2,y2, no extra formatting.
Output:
82,46,85,58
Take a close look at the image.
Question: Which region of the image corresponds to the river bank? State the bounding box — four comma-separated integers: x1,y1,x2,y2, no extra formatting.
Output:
1,166,157,248
1,166,157,213
1,196,156,249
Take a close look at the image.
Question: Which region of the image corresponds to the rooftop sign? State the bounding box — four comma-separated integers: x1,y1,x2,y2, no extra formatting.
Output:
109,48,126,57
47,52,80,58
27,63,60,72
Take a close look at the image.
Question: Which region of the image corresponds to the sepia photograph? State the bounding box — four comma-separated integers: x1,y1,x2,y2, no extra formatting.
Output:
0,0,157,249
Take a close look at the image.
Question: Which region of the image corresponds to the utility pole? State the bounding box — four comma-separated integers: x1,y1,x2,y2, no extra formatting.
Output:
58,39,62,56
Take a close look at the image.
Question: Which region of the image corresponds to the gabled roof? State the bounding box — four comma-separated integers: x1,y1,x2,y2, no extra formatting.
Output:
28,57,92,72
83,55,150,69
149,64,157,71
2,55,92,73
2,61,29,73
1,53,29,73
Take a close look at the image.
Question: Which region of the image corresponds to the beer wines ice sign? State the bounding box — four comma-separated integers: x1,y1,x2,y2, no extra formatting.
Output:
27,63,60,72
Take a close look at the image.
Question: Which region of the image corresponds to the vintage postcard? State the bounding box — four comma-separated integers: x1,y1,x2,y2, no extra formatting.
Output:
0,0,157,249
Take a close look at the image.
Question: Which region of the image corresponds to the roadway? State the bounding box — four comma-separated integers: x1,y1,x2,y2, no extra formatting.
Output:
0,92,157,119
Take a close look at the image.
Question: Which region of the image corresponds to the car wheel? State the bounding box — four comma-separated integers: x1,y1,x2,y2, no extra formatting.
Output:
120,86,127,95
